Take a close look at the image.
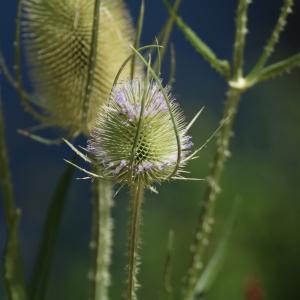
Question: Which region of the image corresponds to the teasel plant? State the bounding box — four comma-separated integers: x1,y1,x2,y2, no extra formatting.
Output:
1,0,299,300
163,0,300,299
0,1,183,300
63,48,216,300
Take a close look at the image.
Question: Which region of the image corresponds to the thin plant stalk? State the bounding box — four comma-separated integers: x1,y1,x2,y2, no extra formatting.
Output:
82,0,101,125
13,0,50,122
162,230,175,300
153,0,182,73
0,91,27,300
182,0,250,298
249,0,294,76
89,178,114,300
126,180,144,300
131,0,145,80
182,87,242,300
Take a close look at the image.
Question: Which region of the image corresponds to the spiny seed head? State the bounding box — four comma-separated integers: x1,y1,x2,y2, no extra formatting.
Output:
22,0,140,134
87,79,193,187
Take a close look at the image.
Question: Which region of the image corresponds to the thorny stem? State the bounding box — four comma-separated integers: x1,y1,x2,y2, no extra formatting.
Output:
126,180,144,300
89,179,114,300
232,0,251,80
182,87,242,300
183,1,249,299
256,52,300,82
0,94,27,300
249,0,294,77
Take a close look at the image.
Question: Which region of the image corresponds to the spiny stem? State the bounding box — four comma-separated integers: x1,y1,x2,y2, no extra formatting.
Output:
182,87,242,300
82,0,101,126
249,0,294,76
0,91,27,300
255,52,300,83
89,179,114,300
126,180,144,300
232,0,251,79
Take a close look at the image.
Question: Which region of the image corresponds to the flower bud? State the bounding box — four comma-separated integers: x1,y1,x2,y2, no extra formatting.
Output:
87,79,193,186
23,0,139,134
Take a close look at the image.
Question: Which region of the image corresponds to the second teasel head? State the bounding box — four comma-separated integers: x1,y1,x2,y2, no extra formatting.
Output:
22,0,140,135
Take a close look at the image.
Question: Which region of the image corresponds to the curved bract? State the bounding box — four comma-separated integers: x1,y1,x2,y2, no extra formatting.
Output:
23,0,139,134
87,79,193,187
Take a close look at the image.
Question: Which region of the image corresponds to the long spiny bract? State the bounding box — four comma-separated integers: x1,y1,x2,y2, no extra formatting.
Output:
22,0,139,134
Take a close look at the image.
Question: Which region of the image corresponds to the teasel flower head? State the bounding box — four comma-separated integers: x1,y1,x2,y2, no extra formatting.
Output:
87,78,193,187
22,0,140,135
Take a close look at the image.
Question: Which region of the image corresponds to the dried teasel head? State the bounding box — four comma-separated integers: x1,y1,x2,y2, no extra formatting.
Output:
22,0,140,134
87,78,193,187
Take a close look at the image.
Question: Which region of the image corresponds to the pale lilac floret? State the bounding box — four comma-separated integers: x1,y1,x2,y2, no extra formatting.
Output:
182,135,193,150
136,161,155,174
144,89,168,117
114,90,136,121
113,159,127,175
112,81,169,121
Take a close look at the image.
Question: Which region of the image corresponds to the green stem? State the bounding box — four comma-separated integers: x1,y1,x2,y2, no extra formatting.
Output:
163,0,230,79
153,0,182,73
182,87,243,300
82,0,101,126
254,52,300,83
163,230,175,299
249,0,294,76
11,0,51,123
131,0,144,80
0,93,27,300
232,0,250,79
126,181,144,300
89,179,114,300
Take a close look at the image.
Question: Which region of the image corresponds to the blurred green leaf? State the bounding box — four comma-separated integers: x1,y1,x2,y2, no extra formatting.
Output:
29,163,75,300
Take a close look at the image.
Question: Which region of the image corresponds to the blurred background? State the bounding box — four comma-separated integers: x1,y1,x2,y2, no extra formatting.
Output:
0,0,300,299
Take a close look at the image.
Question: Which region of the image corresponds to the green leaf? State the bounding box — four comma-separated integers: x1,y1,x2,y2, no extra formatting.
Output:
163,0,230,78
29,163,75,300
